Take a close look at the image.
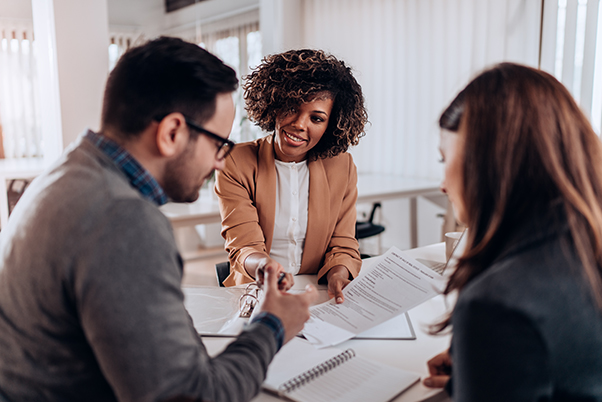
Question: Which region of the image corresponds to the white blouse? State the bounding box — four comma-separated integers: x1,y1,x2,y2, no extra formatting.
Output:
270,159,310,275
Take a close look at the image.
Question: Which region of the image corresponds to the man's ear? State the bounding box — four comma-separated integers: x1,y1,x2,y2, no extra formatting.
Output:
155,113,189,157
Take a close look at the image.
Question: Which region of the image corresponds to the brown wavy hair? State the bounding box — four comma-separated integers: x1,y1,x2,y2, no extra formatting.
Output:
434,62,602,332
243,49,368,160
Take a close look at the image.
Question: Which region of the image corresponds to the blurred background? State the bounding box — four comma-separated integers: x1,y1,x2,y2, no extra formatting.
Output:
0,0,600,282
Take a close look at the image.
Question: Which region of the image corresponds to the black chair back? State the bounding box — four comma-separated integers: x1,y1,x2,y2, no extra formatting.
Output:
215,261,230,287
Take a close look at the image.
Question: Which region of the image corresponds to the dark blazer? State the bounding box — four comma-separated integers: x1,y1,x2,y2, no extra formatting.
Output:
449,212,602,401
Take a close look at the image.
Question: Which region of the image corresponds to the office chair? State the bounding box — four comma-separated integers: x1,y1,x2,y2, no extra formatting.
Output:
215,261,230,287
355,202,385,258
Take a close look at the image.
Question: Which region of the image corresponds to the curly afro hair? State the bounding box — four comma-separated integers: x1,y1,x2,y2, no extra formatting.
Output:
243,49,368,160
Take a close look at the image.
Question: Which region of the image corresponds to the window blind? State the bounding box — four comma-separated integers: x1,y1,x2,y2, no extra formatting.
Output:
0,21,42,159
301,0,542,179
541,0,602,134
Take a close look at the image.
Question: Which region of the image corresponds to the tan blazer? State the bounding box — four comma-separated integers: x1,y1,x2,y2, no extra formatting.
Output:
215,135,361,286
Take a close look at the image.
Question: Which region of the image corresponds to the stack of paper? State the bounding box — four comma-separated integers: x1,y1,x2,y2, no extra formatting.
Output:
302,247,446,347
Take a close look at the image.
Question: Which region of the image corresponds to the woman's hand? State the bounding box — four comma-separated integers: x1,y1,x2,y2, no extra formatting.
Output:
326,265,351,304
246,254,294,291
423,350,452,388
259,266,318,344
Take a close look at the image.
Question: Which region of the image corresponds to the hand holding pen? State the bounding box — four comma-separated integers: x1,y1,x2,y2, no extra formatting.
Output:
257,268,288,291
252,256,294,292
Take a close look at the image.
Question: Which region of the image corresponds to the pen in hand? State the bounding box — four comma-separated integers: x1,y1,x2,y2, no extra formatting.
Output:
256,267,287,291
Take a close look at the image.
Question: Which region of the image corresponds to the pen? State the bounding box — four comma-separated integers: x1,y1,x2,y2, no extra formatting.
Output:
256,267,287,288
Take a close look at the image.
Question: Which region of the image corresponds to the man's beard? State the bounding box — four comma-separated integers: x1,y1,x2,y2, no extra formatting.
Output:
162,147,205,203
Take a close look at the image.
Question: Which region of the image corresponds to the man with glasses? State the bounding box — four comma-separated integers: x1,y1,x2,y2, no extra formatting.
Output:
0,37,317,402
184,117,235,160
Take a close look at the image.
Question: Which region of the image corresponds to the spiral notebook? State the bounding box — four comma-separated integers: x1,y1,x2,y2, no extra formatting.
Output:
263,338,420,402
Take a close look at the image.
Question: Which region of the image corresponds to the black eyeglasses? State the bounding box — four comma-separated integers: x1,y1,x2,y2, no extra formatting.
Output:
184,118,235,161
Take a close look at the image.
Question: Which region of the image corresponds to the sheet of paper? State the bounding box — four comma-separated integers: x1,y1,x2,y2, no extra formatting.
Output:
302,247,445,347
183,286,249,336
354,312,415,340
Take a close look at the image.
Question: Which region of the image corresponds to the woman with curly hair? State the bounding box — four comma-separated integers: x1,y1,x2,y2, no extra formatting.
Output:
215,49,368,303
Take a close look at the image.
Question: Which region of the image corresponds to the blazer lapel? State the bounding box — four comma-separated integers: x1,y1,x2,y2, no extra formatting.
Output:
301,158,331,272
255,136,277,252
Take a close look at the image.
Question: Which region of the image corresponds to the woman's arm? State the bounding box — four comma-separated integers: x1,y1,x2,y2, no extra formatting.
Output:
318,155,362,295
245,253,293,291
215,158,271,285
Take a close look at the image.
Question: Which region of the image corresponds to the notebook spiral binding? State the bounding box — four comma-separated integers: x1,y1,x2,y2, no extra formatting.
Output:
279,349,356,393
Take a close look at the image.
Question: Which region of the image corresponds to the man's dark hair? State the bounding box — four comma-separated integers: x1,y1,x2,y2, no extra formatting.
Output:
101,36,238,138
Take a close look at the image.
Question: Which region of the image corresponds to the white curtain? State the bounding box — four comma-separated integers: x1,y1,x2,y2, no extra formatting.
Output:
541,0,602,134
198,22,262,144
108,31,145,71
0,20,42,159
301,0,542,179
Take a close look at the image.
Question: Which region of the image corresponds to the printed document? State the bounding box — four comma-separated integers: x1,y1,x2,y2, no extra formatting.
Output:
302,246,446,347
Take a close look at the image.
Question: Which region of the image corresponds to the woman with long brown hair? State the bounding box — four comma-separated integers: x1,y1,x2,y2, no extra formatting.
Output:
424,63,602,400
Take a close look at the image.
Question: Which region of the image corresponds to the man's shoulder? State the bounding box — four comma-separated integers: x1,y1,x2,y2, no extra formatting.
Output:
19,140,163,231
53,139,141,201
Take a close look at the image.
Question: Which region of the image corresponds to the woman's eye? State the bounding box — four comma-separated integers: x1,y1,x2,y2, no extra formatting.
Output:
438,157,445,163
312,116,325,123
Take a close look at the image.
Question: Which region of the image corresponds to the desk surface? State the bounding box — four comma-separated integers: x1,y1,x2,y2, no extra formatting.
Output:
197,243,452,402
160,192,221,228
0,157,53,230
161,174,441,228
0,157,50,178
356,174,440,204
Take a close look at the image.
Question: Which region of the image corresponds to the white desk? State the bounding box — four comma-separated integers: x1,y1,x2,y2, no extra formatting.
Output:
160,196,221,229
161,174,441,248
0,157,51,229
196,243,452,402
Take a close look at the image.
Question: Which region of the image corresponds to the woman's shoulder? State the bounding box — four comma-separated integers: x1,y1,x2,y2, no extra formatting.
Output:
230,136,267,157
226,136,272,168
457,233,592,320
318,151,355,169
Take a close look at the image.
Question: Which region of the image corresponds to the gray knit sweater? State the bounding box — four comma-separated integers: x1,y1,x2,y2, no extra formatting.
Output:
0,135,277,402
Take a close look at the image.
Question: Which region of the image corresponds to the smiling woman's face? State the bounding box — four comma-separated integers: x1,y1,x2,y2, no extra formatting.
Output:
273,94,334,163
439,129,467,225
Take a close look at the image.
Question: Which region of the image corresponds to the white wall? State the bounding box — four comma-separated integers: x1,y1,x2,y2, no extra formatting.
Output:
1,0,547,251
258,0,542,250
32,0,109,159
107,0,260,39
107,0,162,33
259,0,302,55
300,0,541,180
0,0,32,19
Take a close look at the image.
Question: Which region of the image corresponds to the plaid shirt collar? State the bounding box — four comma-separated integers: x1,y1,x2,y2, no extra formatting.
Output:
85,130,168,206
